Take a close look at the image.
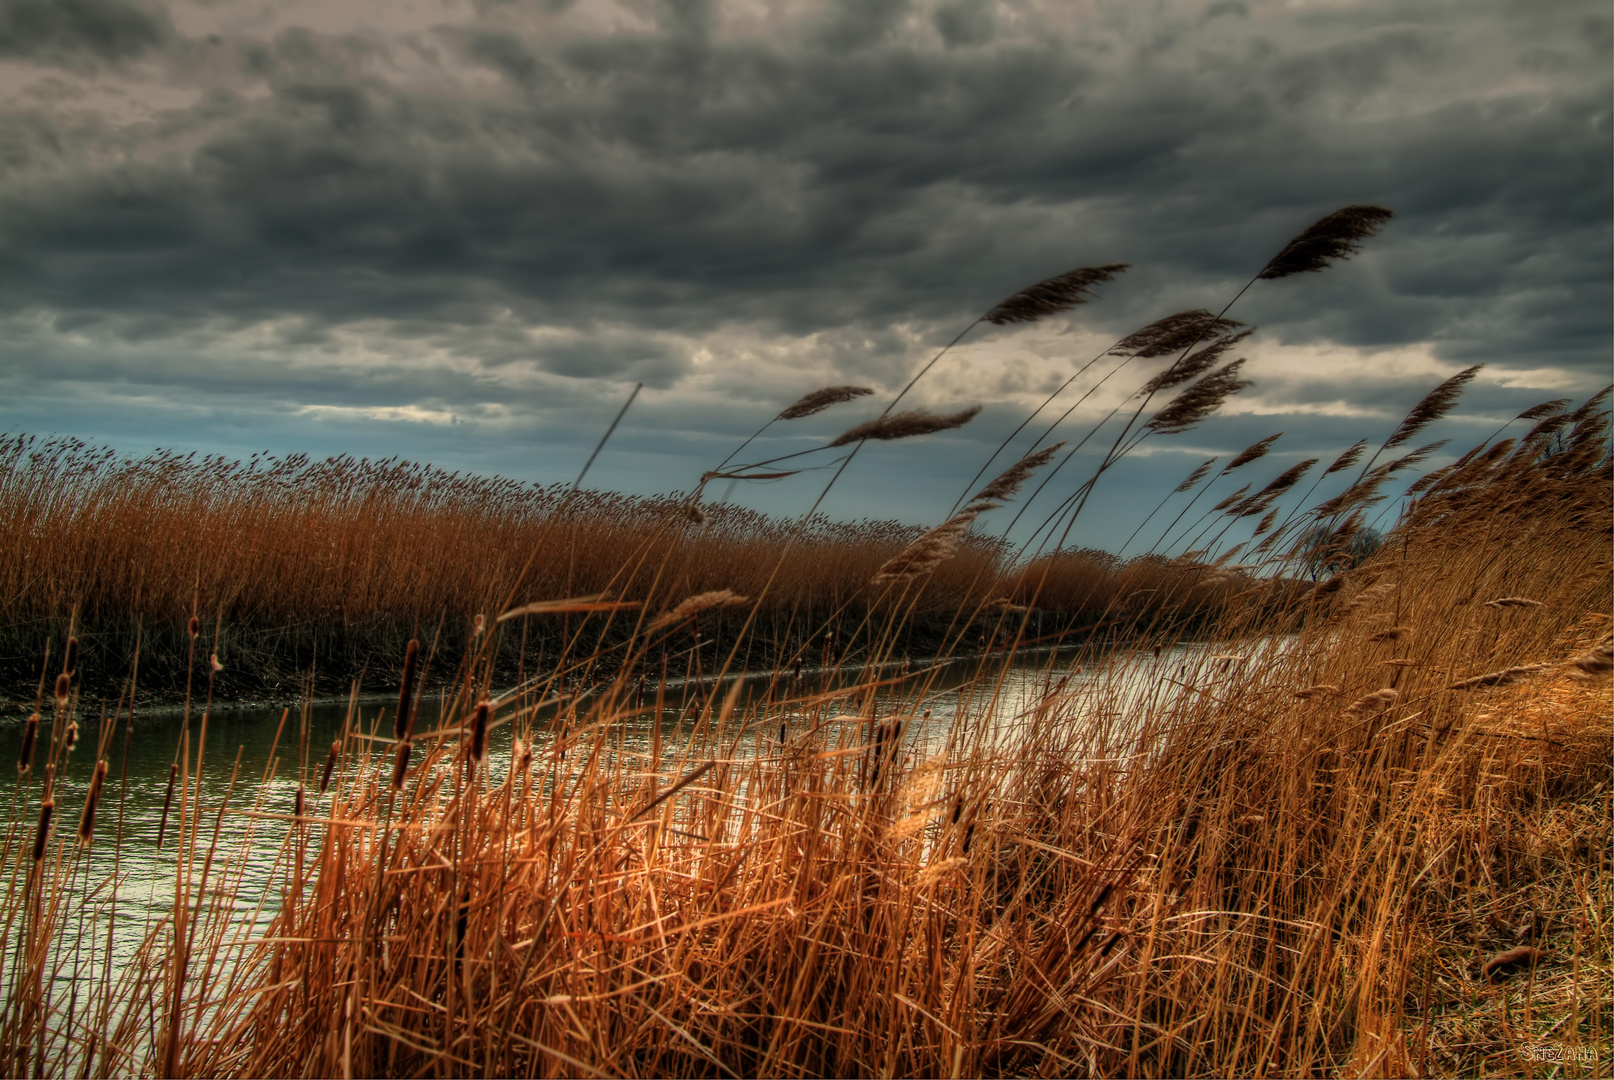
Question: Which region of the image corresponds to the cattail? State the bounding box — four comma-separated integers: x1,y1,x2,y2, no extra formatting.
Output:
468,699,491,764
1294,684,1340,700
1111,310,1245,359
472,613,485,636
1484,597,1542,609
777,386,874,420
1447,664,1551,691
1224,434,1282,473
209,653,223,673
1348,688,1399,713
872,511,977,584
395,639,419,741
32,797,54,862
77,760,108,845
650,590,751,632
391,740,412,790
1566,638,1612,679
293,784,305,820
63,720,79,753
187,615,200,638
319,740,340,794
983,264,1127,325
1146,360,1251,435
1384,366,1481,450
1175,458,1218,492
54,672,70,708
156,761,178,850
17,712,38,774
63,636,77,678
828,406,982,447
1257,205,1394,280
779,722,787,746
967,442,1065,507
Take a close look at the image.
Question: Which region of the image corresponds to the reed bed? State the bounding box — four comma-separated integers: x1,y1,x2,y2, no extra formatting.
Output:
0,403,1606,1078
0,436,1257,704
1,205,1609,1076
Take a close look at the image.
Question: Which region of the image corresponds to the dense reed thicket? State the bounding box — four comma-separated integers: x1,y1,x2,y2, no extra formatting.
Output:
0,436,1259,705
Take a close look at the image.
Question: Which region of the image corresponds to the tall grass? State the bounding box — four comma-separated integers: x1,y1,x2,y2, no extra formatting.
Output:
0,203,1609,1075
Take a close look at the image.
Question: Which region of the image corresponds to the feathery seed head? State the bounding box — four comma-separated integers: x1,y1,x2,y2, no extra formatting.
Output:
984,264,1128,325
829,406,982,447
1258,205,1394,280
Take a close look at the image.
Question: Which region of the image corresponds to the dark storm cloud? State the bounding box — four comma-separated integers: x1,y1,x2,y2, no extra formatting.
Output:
0,0,1607,541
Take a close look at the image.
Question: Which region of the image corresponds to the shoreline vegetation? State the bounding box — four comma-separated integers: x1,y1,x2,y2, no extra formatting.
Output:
1,206,1609,1077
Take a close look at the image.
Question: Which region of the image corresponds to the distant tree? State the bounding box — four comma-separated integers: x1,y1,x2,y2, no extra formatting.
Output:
1297,523,1384,580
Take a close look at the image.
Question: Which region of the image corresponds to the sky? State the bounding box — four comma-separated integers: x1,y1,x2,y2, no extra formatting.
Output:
1,0,1609,553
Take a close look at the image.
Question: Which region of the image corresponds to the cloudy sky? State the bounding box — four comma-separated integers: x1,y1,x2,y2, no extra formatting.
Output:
1,0,1608,551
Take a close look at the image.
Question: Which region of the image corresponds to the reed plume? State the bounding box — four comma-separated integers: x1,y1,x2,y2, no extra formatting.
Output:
1484,597,1542,609
1567,638,1612,679
1176,458,1217,492
1110,310,1245,358
1224,434,1283,473
1257,205,1395,280
1348,688,1400,713
1447,663,1551,690
1383,365,1481,450
1325,438,1370,474
1145,360,1251,435
1212,485,1251,512
1137,330,1252,395
777,386,874,420
1516,399,1570,422
828,406,982,447
649,590,751,632
983,264,1128,325
872,511,978,584
967,442,1065,507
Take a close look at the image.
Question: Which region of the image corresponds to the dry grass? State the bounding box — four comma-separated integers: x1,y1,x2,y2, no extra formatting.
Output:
0,400,1606,1078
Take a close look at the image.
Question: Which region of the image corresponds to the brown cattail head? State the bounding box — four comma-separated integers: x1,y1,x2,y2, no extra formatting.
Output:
967,442,1065,508
63,720,79,753
32,798,54,862
63,636,77,678
472,613,485,636
319,740,340,794
395,639,420,741
1224,434,1282,473
17,713,38,775
209,653,223,673
391,740,413,790
1176,458,1217,492
649,590,751,632
828,406,982,447
1384,366,1480,450
187,615,200,638
468,699,491,764
77,759,108,846
54,672,70,708
777,386,874,420
1146,361,1251,435
984,263,1127,325
293,784,305,821
1258,205,1394,280
156,761,178,851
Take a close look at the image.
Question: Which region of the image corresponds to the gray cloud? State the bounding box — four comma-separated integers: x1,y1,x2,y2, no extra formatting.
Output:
0,0,1607,545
